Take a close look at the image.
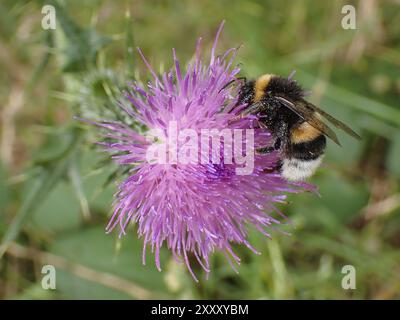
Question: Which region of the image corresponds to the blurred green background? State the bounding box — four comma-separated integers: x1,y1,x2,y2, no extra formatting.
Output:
1,0,400,299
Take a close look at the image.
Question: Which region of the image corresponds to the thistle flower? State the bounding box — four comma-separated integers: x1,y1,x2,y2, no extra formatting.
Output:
84,22,312,281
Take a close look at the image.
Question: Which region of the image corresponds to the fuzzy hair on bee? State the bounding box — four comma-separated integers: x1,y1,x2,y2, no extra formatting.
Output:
230,73,361,181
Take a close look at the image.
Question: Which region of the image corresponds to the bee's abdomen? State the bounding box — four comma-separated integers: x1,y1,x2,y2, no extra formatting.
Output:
280,135,326,181
290,134,326,161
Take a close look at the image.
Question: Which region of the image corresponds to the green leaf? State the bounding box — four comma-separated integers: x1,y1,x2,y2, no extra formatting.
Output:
30,181,81,233
0,128,82,259
49,226,170,299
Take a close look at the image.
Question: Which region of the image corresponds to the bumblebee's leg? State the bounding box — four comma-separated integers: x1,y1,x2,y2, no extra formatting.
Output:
274,138,282,150
242,101,263,115
262,160,283,174
256,138,281,154
256,146,275,154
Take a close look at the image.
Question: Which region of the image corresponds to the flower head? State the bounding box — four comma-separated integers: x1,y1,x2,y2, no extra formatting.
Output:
85,22,312,281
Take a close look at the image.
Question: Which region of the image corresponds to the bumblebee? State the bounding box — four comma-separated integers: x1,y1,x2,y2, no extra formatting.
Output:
227,73,361,181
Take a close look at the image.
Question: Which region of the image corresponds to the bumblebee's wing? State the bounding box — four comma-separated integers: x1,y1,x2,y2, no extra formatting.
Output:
299,99,362,141
275,96,342,146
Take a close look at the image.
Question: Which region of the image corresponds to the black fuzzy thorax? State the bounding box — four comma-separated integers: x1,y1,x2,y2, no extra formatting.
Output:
259,76,306,136
257,96,299,137
236,75,312,145
267,76,305,101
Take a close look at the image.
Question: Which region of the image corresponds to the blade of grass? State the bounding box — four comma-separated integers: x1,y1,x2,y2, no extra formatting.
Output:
288,32,356,65
68,157,91,221
267,240,292,299
124,8,135,75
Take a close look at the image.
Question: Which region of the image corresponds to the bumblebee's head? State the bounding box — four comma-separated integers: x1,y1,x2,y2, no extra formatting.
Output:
237,80,255,105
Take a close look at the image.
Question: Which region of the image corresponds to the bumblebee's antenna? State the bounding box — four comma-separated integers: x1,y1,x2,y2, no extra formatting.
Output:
218,77,247,93
288,70,296,80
